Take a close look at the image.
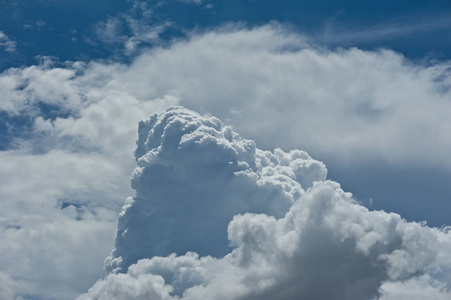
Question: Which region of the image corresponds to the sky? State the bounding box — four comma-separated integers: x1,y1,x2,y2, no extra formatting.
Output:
0,0,450,299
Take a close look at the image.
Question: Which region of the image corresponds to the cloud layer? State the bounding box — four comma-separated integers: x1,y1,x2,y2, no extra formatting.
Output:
1,24,451,299
81,107,451,300
2,25,451,168
121,26,451,169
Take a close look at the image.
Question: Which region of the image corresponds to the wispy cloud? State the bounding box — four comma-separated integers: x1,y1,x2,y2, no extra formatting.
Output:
92,1,171,55
176,0,204,5
0,31,16,52
317,13,451,46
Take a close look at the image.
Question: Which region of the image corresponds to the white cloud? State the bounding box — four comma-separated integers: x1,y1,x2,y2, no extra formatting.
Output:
1,24,451,299
318,14,451,46
176,0,204,5
80,107,451,300
0,60,177,299
0,31,16,53
380,274,451,300
4,24,450,168
116,25,451,169
104,106,326,273
92,1,171,55
0,150,123,299
0,60,84,115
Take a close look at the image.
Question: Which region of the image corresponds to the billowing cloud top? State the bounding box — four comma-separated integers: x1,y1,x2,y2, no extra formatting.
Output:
82,107,451,300
105,106,327,272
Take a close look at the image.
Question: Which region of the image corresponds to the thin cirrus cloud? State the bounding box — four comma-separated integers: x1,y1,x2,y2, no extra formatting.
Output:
317,13,451,46
0,24,450,299
80,106,451,300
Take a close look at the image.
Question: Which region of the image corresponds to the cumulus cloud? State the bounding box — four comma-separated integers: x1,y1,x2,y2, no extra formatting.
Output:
1,24,451,299
80,107,451,300
105,106,326,272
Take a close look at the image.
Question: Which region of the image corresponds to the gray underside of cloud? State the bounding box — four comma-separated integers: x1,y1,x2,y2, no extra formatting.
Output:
81,107,451,300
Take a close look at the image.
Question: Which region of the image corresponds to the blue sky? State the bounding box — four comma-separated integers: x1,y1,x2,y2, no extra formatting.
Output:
1,0,450,71
1,1,451,299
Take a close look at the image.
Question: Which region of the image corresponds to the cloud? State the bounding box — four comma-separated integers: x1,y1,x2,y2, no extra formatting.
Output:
104,106,326,273
92,1,171,55
317,13,451,46
36,20,46,28
3,24,451,167
0,31,16,53
0,60,177,298
80,107,451,300
0,150,124,299
110,24,451,169
380,274,451,300
0,59,84,116
0,272,15,300
176,0,204,5
1,24,451,299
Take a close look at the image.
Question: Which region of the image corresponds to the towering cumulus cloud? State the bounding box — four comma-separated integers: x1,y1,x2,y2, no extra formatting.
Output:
82,107,451,299
105,106,327,272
